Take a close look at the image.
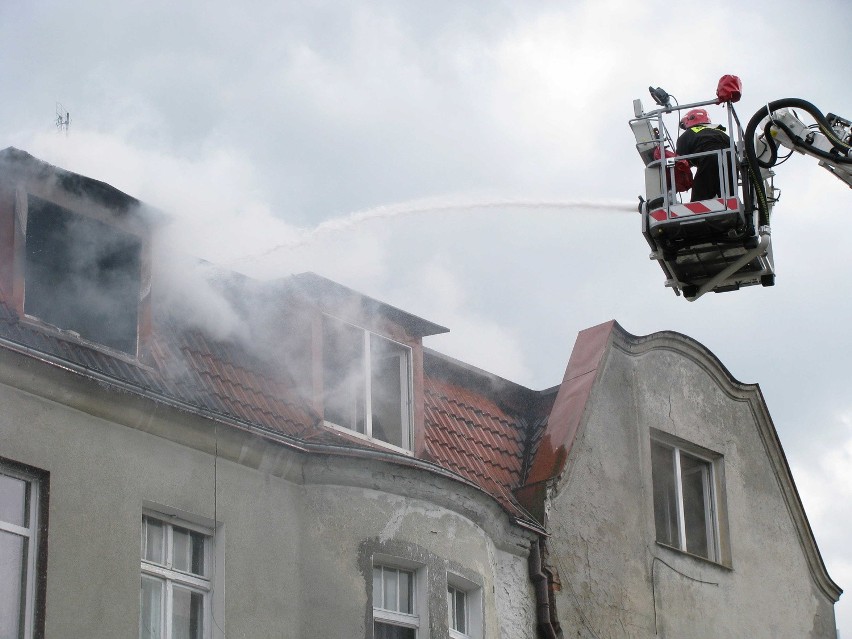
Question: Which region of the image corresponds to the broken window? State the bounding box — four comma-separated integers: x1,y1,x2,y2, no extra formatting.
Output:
651,439,719,561
322,316,412,450
24,195,142,355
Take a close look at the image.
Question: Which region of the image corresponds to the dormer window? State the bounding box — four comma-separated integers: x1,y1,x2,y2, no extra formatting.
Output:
322,315,413,450
23,194,143,356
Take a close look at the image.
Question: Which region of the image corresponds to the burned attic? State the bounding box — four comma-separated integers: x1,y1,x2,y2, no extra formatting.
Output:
0,147,841,638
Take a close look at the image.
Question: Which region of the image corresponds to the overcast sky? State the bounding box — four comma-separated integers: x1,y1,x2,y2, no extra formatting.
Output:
2,0,851,632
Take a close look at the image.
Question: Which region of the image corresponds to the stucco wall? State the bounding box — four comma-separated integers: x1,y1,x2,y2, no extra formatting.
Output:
0,353,536,639
546,335,838,639
298,477,536,639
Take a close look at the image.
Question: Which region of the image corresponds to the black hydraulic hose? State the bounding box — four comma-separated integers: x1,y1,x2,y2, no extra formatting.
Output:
744,110,773,227
745,98,852,226
757,120,778,168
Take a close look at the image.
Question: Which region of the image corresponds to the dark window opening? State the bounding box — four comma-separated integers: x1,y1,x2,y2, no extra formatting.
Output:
24,195,142,355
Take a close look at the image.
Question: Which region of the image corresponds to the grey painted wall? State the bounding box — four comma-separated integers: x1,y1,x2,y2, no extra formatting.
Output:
0,351,536,639
545,335,838,638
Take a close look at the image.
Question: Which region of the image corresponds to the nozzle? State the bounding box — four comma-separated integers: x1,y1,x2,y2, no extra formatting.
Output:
649,86,671,108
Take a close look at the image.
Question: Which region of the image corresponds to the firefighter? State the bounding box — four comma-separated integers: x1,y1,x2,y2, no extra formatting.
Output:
676,109,734,201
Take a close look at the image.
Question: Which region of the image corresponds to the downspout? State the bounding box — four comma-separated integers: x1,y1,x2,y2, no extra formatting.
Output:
529,536,559,639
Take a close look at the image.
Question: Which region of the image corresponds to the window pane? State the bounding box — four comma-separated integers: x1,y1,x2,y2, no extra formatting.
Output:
373,567,383,606
651,442,678,547
375,621,416,639
172,586,203,639
173,526,190,572
0,530,26,639
140,575,163,639
142,517,164,564
398,570,412,615
190,531,206,576
454,589,466,633
0,473,28,527
323,319,366,432
370,337,409,448
447,588,455,630
681,453,713,559
172,527,207,576
383,567,398,611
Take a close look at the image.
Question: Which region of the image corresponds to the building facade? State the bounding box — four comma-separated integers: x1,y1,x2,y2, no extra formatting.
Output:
0,148,841,638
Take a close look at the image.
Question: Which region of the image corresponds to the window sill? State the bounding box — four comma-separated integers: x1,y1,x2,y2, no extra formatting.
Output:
322,421,414,456
655,541,732,571
374,609,419,627
19,313,149,369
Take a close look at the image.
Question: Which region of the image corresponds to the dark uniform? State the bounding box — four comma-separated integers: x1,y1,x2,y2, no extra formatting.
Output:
676,124,734,201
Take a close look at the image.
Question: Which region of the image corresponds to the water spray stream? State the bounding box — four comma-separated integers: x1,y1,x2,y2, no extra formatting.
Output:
230,197,637,265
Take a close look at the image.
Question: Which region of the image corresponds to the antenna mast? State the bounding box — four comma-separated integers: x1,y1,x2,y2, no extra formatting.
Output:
55,102,70,135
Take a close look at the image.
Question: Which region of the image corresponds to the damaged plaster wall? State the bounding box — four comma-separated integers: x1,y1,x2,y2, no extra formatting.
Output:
493,543,537,639
543,333,839,638
298,459,538,639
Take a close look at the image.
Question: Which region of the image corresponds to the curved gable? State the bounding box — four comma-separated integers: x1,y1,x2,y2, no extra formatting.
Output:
611,326,841,603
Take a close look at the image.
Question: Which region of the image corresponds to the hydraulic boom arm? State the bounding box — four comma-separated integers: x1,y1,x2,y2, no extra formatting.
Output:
749,100,852,206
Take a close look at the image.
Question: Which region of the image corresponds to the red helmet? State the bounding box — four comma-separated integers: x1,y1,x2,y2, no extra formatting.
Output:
680,108,711,129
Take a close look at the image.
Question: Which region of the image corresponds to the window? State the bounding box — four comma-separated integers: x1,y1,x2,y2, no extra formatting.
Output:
323,316,413,450
373,565,419,638
0,464,42,639
447,585,467,637
24,194,142,355
651,438,719,561
140,515,212,639
447,576,482,639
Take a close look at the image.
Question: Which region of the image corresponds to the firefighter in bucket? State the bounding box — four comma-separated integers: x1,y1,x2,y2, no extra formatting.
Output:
676,108,735,201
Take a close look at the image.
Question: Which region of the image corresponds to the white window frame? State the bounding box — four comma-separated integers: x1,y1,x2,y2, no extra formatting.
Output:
372,558,427,638
0,463,41,639
447,574,482,639
140,513,214,639
322,315,414,452
650,436,721,563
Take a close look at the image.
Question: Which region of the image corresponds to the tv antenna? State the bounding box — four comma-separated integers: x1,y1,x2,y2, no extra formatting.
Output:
55,103,70,135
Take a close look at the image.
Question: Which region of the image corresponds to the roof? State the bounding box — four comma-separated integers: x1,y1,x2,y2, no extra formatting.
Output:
524,320,614,486
422,349,555,523
0,147,144,216
283,272,449,338
0,287,546,525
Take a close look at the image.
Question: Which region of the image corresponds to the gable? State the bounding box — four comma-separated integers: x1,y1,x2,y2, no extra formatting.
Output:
562,325,841,603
